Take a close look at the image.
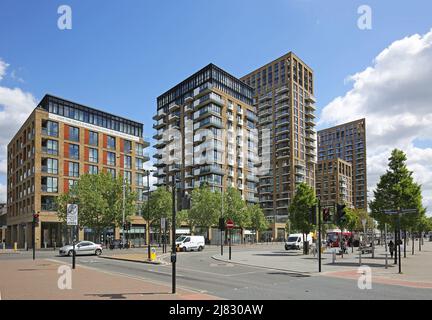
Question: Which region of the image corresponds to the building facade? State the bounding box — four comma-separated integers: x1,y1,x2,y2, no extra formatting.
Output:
240,52,317,241
317,119,367,209
0,203,6,242
153,64,259,242
316,158,353,209
6,95,150,249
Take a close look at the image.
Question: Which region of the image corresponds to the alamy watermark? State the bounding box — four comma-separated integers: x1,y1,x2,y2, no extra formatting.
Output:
58,5,72,30
357,265,372,290
357,5,372,30
57,265,72,290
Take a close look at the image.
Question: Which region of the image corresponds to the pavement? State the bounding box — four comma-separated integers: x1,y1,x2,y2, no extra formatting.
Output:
0,258,219,300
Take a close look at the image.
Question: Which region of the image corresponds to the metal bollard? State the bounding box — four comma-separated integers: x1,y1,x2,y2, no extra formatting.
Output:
14,242,17,252
2,242,5,251
359,249,362,265
385,252,388,269
332,250,336,264
53,242,56,251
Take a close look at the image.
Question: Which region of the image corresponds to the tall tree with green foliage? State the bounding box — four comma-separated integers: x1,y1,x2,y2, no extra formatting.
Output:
223,187,249,243
370,149,425,232
246,204,268,243
57,172,136,241
288,183,317,252
188,184,220,236
141,187,172,232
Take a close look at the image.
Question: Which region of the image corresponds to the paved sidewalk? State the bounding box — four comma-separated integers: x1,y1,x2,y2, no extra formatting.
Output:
0,259,219,300
212,241,432,288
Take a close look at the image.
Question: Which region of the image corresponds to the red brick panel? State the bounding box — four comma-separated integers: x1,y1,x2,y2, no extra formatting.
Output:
103,134,107,148
84,147,89,162
64,143,69,158
120,139,124,153
64,179,69,193
120,155,124,168
84,164,89,174
84,129,89,145
103,151,107,165
64,161,69,176
64,124,69,140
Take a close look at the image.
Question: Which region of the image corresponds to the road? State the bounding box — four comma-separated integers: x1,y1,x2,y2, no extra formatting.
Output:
2,244,431,300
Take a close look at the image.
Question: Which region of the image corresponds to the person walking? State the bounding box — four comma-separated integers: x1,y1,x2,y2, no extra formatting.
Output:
389,240,395,258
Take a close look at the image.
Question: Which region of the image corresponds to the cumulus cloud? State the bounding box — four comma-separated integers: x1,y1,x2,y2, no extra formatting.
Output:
319,29,432,214
0,58,37,200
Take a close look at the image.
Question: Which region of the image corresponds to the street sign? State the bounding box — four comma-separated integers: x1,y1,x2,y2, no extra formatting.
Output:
66,204,78,226
384,210,399,215
161,217,166,231
226,219,234,229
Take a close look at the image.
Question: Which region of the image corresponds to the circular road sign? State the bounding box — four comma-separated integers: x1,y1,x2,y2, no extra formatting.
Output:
226,219,234,229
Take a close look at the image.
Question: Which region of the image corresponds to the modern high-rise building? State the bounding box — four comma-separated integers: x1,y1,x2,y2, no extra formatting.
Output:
6,95,150,249
317,119,367,209
0,203,6,242
240,52,317,241
153,63,259,221
316,158,353,209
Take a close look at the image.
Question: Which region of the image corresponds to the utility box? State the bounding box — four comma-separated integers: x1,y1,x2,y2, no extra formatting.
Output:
150,247,157,261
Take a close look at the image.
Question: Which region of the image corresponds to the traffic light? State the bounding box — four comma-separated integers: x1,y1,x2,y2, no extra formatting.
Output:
33,213,40,224
124,222,131,231
308,205,317,224
323,208,331,223
219,218,225,231
336,204,347,224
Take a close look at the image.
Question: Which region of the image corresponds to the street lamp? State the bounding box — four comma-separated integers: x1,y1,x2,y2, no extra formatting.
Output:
117,154,126,247
143,169,155,260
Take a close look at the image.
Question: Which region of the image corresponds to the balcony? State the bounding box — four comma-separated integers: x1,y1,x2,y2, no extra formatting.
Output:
305,94,316,104
276,85,289,95
168,113,179,122
153,109,166,120
153,120,166,130
275,94,289,104
305,117,316,126
169,102,180,113
194,165,224,176
193,82,213,97
184,93,194,103
184,104,194,114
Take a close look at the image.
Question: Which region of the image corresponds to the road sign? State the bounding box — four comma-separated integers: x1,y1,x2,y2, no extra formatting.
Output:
67,204,78,226
384,210,399,215
226,219,234,229
161,217,166,231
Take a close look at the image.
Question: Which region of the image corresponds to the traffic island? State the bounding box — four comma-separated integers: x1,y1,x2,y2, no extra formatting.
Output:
99,253,169,265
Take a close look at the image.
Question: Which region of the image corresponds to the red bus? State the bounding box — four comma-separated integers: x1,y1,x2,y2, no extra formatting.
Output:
326,231,353,247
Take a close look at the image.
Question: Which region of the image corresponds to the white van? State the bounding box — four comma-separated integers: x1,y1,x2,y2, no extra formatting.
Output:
285,233,312,250
176,235,205,252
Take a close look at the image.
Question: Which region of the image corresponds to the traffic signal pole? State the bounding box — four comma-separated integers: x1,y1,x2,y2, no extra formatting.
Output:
318,199,322,273
32,219,36,261
171,175,177,294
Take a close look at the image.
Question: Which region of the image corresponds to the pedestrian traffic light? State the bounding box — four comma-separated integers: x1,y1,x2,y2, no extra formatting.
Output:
336,204,347,224
124,222,131,231
309,205,317,224
219,218,225,231
323,208,331,223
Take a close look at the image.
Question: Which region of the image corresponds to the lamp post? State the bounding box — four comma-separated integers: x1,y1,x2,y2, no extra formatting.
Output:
117,155,126,247
144,169,153,260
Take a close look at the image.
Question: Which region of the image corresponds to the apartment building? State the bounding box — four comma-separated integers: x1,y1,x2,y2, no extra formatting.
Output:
6,95,150,249
317,119,367,209
0,203,6,242
316,158,353,209
240,52,317,241
153,64,259,241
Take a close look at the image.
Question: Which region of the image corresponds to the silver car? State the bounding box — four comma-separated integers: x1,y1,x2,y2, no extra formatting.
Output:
59,241,103,257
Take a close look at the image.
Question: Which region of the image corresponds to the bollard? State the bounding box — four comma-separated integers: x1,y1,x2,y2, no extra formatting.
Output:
332,250,336,264
359,249,362,265
385,252,388,269
44,242,47,249
14,242,17,252
3,242,5,251
53,242,56,251
24,242,28,251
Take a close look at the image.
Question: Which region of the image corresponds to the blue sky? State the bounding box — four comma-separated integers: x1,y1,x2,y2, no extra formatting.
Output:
1,0,432,211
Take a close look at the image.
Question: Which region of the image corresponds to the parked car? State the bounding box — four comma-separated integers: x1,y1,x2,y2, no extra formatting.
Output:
59,241,103,256
285,233,312,250
175,235,205,252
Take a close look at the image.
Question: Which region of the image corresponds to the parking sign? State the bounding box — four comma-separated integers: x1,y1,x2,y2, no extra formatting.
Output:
67,204,78,226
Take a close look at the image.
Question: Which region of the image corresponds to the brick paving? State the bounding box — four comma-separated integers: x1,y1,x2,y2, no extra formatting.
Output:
0,259,219,300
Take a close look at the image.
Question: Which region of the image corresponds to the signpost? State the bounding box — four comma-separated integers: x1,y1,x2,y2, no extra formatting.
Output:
161,217,166,254
67,204,78,270
226,219,234,261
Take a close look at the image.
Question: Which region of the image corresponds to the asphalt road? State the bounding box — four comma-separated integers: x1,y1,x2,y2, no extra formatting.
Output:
2,246,432,300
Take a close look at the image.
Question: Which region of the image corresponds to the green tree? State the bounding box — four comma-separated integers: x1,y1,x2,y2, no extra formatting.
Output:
141,187,172,241
370,149,425,232
189,185,220,234
288,183,317,252
246,204,268,243
223,187,249,243
57,172,136,241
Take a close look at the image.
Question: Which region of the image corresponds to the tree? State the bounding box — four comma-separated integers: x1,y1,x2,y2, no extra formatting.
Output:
288,183,317,253
223,187,249,243
370,149,425,233
189,185,220,236
176,210,191,229
57,172,136,242
246,204,268,243
141,187,172,243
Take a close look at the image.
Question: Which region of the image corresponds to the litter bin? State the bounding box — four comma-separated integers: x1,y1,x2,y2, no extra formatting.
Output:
150,247,157,261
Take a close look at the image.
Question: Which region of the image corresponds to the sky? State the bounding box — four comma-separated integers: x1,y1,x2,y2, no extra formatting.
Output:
1,0,431,214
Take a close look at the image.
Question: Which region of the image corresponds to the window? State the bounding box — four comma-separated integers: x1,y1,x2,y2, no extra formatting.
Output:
124,155,132,169
89,131,98,146
123,140,132,153
107,152,116,166
136,158,144,170
107,136,116,149
69,144,79,160
44,139,58,155
44,158,58,174
136,173,144,186
43,121,58,137
135,143,144,157
124,171,132,184
89,148,98,163
69,126,80,142
69,162,79,177
106,168,116,178
88,165,98,175
68,179,78,189
42,176,58,193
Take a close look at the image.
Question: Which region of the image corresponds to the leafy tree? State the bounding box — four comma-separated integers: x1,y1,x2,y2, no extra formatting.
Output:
223,187,249,243
141,187,172,241
176,209,191,229
189,185,220,233
246,204,268,243
370,149,425,232
57,172,136,241
288,183,317,252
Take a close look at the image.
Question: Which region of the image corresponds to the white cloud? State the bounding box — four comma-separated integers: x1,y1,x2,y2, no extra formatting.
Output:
319,29,432,215
0,58,9,81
